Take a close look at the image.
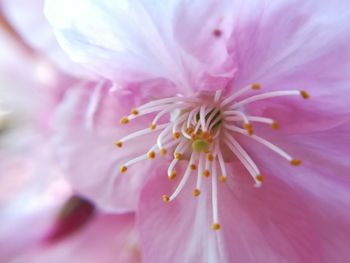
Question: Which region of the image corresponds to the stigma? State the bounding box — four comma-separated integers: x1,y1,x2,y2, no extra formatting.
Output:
115,84,309,230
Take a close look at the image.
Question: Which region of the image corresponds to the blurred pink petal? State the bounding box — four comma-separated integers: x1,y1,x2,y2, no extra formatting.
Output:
43,213,140,263
14,213,140,263
1,189,139,263
51,81,167,212
1,0,95,79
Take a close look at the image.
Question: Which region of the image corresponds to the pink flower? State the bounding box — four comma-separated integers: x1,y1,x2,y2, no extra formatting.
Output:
45,0,350,262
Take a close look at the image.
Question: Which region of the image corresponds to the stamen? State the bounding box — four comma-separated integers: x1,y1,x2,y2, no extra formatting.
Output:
120,166,127,173
173,132,181,139
203,156,211,177
181,122,192,139
152,104,188,125
157,125,174,149
148,151,156,160
160,148,167,156
206,108,220,128
175,152,183,160
195,153,205,193
220,83,261,107
256,174,264,182
131,108,139,116
203,170,211,177
290,159,302,166
169,170,177,180
243,123,254,136
214,139,228,183
300,90,310,99
187,107,200,128
211,223,221,231
225,134,260,174
138,96,199,111
199,106,208,132
224,135,261,186
226,115,276,127
114,83,309,230
251,83,261,90
124,152,150,167
162,195,170,203
271,121,280,130
226,125,299,163
168,154,196,201
233,90,302,108
214,90,222,102
120,117,129,124
211,159,220,230
115,141,123,148
219,176,227,182
119,123,169,144
172,112,190,135
192,188,201,197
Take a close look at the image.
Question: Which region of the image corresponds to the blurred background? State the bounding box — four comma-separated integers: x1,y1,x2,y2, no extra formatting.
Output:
0,1,139,262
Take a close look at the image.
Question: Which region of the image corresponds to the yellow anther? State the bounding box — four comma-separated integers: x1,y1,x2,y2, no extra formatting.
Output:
149,123,157,130
120,117,129,124
192,189,201,197
202,131,211,139
186,127,194,135
169,170,177,180
160,148,167,156
300,90,310,99
290,159,302,166
211,223,221,231
203,170,211,177
219,175,227,182
120,166,127,173
244,123,253,136
148,151,156,160
251,83,261,90
207,153,214,162
173,132,181,139
162,195,170,203
190,164,197,170
131,108,139,116
271,121,280,130
207,137,214,143
255,174,264,182
115,141,123,148
175,152,183,160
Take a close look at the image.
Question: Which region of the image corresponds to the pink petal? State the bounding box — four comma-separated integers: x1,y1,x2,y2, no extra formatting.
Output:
138,163,224,263
229,0,350,132
137,164,320,262
2,0,94,78
241,121,350,209
44,0,236,92
52,81,169,212
138,122,350,262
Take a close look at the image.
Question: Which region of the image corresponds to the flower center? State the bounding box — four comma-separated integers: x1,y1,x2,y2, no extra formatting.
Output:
116,83,309,230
